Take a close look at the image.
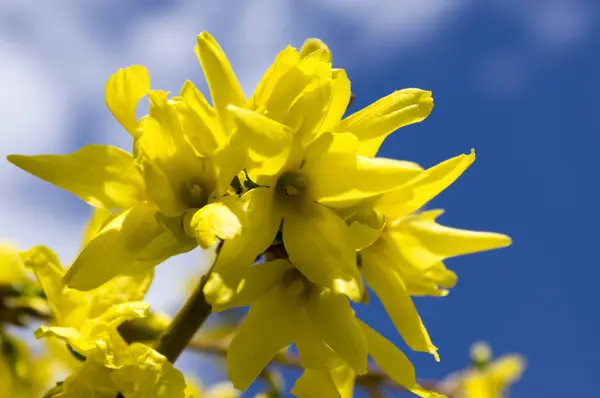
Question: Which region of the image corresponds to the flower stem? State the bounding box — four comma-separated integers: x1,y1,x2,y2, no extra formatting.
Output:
155,263,214,363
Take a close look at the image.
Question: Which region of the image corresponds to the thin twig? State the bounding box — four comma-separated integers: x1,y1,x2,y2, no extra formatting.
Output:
154,272,213,363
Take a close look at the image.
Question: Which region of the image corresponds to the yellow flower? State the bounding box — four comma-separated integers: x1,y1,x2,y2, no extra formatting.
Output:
291,363,355,398
0,242,29,285
447,342,526,398
196,33,427,305
348,151,511,361
8,64,252,291
36,301,187,398
220,259,428,395
0,336,55,398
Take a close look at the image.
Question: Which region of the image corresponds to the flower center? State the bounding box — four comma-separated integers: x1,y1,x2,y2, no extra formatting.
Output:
275,172,310,209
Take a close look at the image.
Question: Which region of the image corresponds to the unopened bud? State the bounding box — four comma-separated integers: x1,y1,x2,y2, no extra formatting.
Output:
299,38,332,63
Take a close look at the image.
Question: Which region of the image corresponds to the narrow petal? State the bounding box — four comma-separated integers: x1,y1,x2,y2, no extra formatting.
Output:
105,65,150,135
111,343,187,398
361,243,439,360
283,201,364,301
195,32,246,132
358,319,416,389
337,89,433,157
376,150,475,219
227,259,290,310
20,245,79,326
205,187,282,306
394,209,512,260
307,290,368,374
291,369,340,398
319,69,351,133
488,354,527,387
347,207,386,251
295,312,343,369
251,45,300,111
184,196,245,249
226,105,293,179
136,91,209,215
227,288,297,391
299,38,332,62
285,79,334,147
179,80,227,156
63,203,164,291
0,242,27,284
8,145,146,209
82,207,113,247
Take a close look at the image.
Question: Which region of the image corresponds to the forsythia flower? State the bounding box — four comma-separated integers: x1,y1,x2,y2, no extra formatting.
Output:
352,152,511,360
198,33,428,305
4,29,513,398
218,259,435,397
0,336,54,398
443,342,526,398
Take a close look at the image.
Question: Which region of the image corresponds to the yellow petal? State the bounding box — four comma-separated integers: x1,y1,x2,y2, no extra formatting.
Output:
7,145,146,209
361,242,439,360
299,38,332,63
358,319,416,389
295,311,343,369
136,91,210,215
205,187,282,307
111,343,187,398
0,242,27,284
291,369,341,398
226,105,293,179
377,150,475,219
227,288,297,391
82,207,113,247
337,88,433,157
346,207,385,251
20,245,80,326
488,354,527,388
195,32,246,132
283,201,364,301
179,80,227,155
307,290,368,374
393,210,512,261
63,203,164,291
184,197,245,249
227,259,290,310
250,45,300,113
105,65,150,135
319,69,351,133
285,79,334,147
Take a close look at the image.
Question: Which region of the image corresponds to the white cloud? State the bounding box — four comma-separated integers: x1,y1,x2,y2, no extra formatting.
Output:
476,0,598,96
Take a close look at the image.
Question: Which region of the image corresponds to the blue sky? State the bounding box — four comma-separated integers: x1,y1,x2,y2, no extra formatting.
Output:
1,1,598,396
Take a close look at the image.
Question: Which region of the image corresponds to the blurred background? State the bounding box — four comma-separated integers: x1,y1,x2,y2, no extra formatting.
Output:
1,0,598,396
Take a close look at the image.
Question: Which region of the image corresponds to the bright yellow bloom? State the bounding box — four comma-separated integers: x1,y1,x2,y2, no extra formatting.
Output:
444,342,526,398
7,64,256,291
0,242,29,284
349,151,511,361
196,33,427,305
291,363,355,398
219,259,430,395
0,336,54,398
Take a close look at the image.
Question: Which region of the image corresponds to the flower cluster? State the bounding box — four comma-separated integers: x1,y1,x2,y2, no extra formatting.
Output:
7,32,511,397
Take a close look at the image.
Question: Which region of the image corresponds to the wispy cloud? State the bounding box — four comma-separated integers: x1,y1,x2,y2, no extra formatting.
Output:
477,0,598,96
